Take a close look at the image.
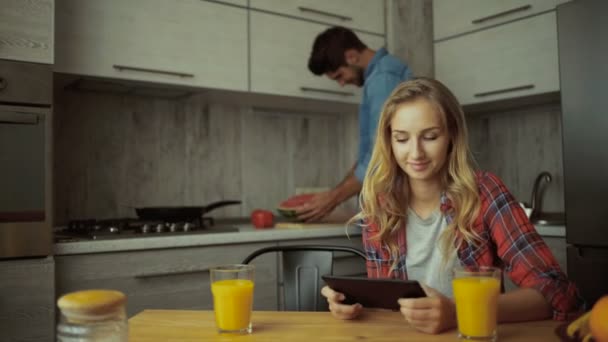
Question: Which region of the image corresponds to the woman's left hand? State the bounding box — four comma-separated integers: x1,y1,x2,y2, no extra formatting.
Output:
398,284,457,334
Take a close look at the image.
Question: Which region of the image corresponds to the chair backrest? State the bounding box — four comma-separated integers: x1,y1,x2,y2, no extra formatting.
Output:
242,245,367,311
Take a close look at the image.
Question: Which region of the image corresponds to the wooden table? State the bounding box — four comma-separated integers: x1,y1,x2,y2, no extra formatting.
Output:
129,310,562,341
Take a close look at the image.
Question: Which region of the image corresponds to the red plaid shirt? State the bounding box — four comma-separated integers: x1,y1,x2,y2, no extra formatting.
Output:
362,171,585,320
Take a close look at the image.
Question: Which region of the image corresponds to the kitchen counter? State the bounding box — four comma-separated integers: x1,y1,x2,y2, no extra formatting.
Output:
54,221,565,256
54,223,362,255
534,224,566,238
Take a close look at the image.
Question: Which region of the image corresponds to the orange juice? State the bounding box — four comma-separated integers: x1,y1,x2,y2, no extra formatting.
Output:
211,279,254,331
452,276,500,338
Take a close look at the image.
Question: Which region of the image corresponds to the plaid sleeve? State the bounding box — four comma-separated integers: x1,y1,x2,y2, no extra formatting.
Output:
361,221,408,280
478,172,585,320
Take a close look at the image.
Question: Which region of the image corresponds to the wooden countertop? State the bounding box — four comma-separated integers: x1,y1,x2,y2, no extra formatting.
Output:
129,310,562,341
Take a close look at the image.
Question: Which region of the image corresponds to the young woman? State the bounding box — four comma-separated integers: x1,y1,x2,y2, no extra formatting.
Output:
321,78,584,334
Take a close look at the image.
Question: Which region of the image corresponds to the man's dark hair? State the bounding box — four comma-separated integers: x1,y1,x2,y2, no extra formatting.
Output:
308,26,367,75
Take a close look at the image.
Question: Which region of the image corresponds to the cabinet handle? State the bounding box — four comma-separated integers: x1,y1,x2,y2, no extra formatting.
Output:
0,77,7,91
0,111,39,125
474,84,535,98
300,87,354,96
471,5,532,24
134,267,210,279
113,65,194,78
298,7,352,22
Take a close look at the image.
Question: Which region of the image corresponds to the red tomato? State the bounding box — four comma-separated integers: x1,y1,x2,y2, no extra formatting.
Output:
250,209,274,228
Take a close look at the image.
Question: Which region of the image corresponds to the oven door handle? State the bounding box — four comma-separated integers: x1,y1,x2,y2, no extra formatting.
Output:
134,267,211,279
0,110,39,125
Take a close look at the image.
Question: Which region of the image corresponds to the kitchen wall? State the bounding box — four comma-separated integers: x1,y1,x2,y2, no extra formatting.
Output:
467,101,565,213
53,88,358,224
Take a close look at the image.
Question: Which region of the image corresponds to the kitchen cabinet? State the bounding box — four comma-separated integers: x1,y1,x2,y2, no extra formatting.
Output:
434,12,559,106
250,11,386,104
250,0,385,35
0,59,52,105
56,242,278,317
0,257,55,341
54,0,248,91
433,0,558,41
0,0,54,64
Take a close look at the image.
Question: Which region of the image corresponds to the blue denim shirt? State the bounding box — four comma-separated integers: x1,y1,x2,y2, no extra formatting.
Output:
354,48,412,181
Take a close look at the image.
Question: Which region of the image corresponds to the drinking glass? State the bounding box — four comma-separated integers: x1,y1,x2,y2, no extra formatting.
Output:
210,264,255,334
452,266,501,341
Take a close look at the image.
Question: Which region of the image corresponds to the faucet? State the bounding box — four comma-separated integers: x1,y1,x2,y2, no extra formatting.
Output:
529,171,552,221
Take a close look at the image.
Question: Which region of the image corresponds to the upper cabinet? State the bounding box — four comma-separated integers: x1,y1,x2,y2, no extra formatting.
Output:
435,12,559,106
0,0,54,64
433,0,560,41
250,11,385,103
250,0,386,35
54,0,248,91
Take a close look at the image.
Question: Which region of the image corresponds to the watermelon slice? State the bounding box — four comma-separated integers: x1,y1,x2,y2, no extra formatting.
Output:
277,193,315,218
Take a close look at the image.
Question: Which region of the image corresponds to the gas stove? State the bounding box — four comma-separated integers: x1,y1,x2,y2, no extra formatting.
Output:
54,217,240,242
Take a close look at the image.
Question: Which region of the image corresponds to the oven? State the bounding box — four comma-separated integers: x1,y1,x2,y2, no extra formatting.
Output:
0,59,53,258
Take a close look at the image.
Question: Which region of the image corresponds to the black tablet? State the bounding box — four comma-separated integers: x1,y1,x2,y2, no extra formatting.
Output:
322,275,426,310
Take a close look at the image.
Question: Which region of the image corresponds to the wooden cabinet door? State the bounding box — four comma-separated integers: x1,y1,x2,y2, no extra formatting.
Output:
250,11,386,103
55,0,248,91
435,12,559,106
433,0,557,41
0,257,55,341
0,0,54,63
250,0,385,34
56,243,278,317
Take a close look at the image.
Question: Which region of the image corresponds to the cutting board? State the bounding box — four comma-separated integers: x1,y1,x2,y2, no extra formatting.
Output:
274,222,346,229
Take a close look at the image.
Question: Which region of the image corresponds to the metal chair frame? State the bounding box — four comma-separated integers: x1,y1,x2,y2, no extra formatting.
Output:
242,245,366,311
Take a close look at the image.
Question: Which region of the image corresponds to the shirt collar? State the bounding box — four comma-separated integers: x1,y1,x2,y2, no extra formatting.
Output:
364,47,388,81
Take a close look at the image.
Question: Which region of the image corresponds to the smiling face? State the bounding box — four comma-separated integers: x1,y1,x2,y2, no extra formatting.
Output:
390,99,451,186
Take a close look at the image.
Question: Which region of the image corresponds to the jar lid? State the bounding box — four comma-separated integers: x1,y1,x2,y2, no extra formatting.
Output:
57,289,126,318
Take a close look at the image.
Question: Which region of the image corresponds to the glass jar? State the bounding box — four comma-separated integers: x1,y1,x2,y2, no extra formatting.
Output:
56,289,128,342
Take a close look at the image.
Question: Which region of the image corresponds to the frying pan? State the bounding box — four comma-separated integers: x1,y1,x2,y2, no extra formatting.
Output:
134,200,241,221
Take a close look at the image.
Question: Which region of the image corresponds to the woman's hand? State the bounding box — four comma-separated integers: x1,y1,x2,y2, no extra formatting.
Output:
321,286,363,320
398,285,457,334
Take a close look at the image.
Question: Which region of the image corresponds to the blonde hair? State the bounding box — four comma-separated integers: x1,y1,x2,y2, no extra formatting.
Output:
352,78,481,268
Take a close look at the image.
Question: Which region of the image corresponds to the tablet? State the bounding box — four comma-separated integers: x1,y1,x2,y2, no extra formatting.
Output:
322,275,426,310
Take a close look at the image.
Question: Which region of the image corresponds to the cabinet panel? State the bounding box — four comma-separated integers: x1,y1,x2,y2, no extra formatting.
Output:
55,0,247,91
433,0,557,41
435,12,559,106
0,0,54,63
250,11,386,103
0,59,51,105
0,257,55,341
250,0,385,34
56,243,277,317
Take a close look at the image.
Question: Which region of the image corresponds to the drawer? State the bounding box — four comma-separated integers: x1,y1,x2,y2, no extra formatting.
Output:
434,0,557,41
56,242,278,316
0,60,51,105
435,12,559,106
250,0,385,34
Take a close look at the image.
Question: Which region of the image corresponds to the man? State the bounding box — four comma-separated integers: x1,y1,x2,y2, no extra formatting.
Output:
294,26,412,222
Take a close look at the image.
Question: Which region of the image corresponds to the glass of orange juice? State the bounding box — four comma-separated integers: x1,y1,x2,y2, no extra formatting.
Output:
210,264,255,334
452,266,501,341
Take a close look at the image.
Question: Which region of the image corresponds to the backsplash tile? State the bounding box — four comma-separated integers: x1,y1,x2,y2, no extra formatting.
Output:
53,90,357,224
467,102,564,212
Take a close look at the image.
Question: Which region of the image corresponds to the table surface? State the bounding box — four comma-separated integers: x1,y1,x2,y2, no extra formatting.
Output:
129,309,562,341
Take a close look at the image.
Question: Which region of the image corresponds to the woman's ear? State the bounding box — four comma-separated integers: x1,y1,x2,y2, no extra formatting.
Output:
344,49,359,66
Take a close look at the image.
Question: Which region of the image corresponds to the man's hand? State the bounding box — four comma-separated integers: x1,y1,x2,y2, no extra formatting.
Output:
321,286,363,320
398,285,457,334
294,190,339,222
